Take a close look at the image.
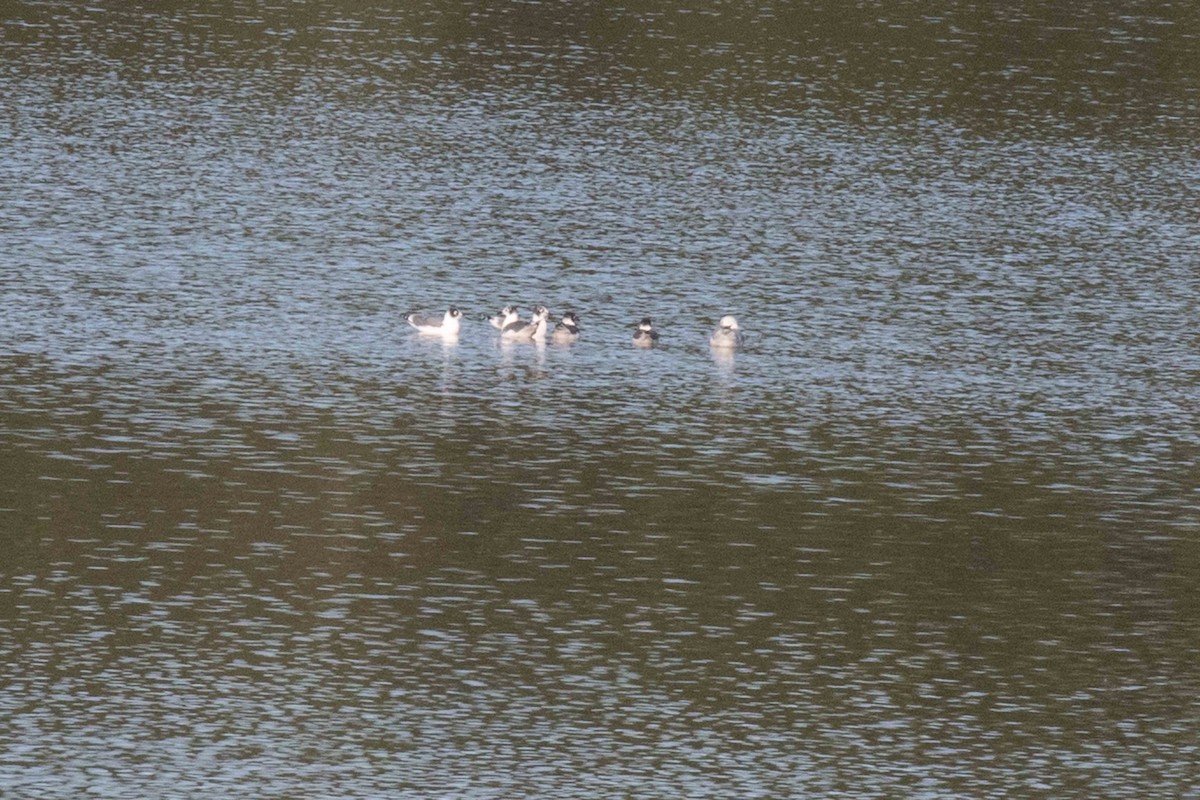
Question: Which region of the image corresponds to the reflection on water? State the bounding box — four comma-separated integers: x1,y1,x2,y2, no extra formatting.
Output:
2,0,1200,797
709,344,737,373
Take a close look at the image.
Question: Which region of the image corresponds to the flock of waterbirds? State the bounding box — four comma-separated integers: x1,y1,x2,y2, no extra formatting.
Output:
404,305,744,348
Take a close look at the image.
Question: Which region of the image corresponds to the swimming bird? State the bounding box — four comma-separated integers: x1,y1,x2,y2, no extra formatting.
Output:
709,314,743,348
406,306,463,336
632,317,659,347
501,305,550,341
552,311,581,344
487,305,520,330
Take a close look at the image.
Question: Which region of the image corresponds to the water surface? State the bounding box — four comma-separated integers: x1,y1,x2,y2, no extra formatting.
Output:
2,1,1199,797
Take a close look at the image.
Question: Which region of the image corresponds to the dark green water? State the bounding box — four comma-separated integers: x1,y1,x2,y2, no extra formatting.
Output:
2,1,1199,797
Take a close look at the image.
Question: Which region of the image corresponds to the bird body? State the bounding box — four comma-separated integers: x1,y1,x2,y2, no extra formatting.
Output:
632,317,659,347
488,305,520,330
502,305,551,341
407,307,463,336
552,312,581,344
709,315,743,348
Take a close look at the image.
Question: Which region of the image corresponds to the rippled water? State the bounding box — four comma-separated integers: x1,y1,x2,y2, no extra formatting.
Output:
3,1,1200,797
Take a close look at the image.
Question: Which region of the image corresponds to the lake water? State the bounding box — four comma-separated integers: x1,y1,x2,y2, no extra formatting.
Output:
2,1,1199,797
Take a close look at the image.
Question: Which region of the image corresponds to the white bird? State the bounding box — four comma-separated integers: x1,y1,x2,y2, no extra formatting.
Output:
501,305,550,341
406,306,463,336
552,311,581,344
709,315,743,348
487,305,520,330
632,317,659,347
